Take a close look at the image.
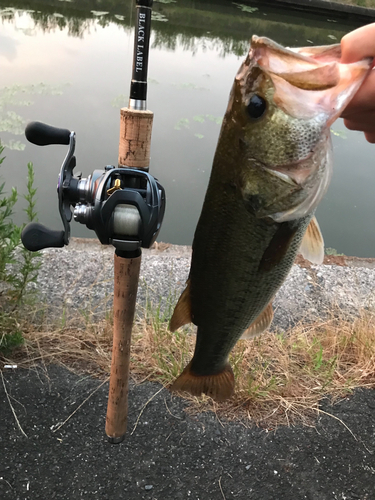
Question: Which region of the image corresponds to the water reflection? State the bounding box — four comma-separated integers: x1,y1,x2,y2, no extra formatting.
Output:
0,0,353,47
0,0,374,256
0,32,18,60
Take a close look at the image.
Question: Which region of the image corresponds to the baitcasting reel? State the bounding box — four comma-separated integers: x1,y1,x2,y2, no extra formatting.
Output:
21,121,166,253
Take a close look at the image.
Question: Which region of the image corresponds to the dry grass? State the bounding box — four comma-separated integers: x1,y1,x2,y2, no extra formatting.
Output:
2,305,375,428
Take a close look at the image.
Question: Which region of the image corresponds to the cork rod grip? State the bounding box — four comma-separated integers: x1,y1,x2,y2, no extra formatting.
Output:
118,108,154,170
105,253,142,442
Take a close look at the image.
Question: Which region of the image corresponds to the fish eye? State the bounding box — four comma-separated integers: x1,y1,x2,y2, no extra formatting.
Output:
246,94,267,119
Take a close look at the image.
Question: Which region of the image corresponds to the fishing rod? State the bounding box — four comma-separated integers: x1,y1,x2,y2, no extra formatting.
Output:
21,0,164,443
106,0,156,444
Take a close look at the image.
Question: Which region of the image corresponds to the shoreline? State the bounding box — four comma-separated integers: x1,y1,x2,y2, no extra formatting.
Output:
70,236,375,268
260,0,375,20
35,238,375,331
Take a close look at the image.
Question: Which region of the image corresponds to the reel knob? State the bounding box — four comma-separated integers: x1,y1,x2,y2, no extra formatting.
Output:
21,222,65,251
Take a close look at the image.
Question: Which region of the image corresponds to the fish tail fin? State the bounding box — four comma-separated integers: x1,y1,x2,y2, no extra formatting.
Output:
171,361,235,402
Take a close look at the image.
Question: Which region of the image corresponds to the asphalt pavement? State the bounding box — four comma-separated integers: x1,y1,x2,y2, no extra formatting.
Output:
1,364,374,500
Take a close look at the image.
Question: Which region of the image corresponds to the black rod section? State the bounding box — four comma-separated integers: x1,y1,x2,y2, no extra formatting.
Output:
129,0,153,104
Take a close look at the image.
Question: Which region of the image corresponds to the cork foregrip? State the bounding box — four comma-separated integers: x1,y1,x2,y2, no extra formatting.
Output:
118,108,154,170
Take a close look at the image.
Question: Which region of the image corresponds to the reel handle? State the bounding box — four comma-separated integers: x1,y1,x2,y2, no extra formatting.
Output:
25,121,70,146
21,222,65,251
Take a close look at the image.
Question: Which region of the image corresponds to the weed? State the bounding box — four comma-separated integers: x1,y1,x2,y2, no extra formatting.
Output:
0,144,20,283
325,247,344,256
313,340,324,371
0,146,41,354
0,330,24,355
0,312,23,355
10,162,41,303
5,305,375,427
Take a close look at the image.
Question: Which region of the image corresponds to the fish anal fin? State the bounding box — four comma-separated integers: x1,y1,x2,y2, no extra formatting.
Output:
169,280,192,332
299,216,324,265
171,361,234,402
241,302,274,339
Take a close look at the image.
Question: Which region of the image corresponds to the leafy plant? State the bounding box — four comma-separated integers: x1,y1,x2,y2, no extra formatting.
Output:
0,146,41,354
174,114,222,138
0,326,24,355
151,12,168,22
325,247,344,257
0,143,21,284
0,83,67,150
10,162,42,304
232,3,259,13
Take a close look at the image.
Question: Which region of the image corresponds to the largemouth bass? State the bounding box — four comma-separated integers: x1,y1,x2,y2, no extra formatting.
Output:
169,36,372,401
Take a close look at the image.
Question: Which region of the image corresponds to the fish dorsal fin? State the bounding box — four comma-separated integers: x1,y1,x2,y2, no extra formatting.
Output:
169,280,192,332
299,216,324,265
241,302,274,339
171,360,235,401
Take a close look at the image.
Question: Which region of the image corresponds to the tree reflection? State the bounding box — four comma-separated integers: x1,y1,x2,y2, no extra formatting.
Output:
0,0,359,52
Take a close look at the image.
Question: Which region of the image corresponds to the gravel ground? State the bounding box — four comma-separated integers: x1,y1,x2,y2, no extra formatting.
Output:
35,238,375,330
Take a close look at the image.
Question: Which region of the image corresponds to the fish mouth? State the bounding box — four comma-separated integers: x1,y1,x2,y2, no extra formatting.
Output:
264,151,315,186
248,35,372,124
254,140,332,223
262,148,332,223
240,36,371,222
235,37,372,222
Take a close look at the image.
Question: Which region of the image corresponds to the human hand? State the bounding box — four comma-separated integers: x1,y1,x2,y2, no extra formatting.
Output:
340,23,375,143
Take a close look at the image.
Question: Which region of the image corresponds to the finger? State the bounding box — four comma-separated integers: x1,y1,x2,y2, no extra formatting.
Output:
343,116,375,134
343,110,375,131
343,120,375,143
341,23,375,63
341,69,375,118
365,131,375,144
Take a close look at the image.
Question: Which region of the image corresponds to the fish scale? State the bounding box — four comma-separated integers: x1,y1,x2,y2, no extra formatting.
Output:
185,179,311,376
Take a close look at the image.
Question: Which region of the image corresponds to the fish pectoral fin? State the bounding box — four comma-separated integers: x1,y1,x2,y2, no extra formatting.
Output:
241,302,274,339
169,280,192,332
299,216,324,265
171,361,235,402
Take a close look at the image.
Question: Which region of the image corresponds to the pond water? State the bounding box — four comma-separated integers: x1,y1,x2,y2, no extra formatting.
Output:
0,0,374,257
